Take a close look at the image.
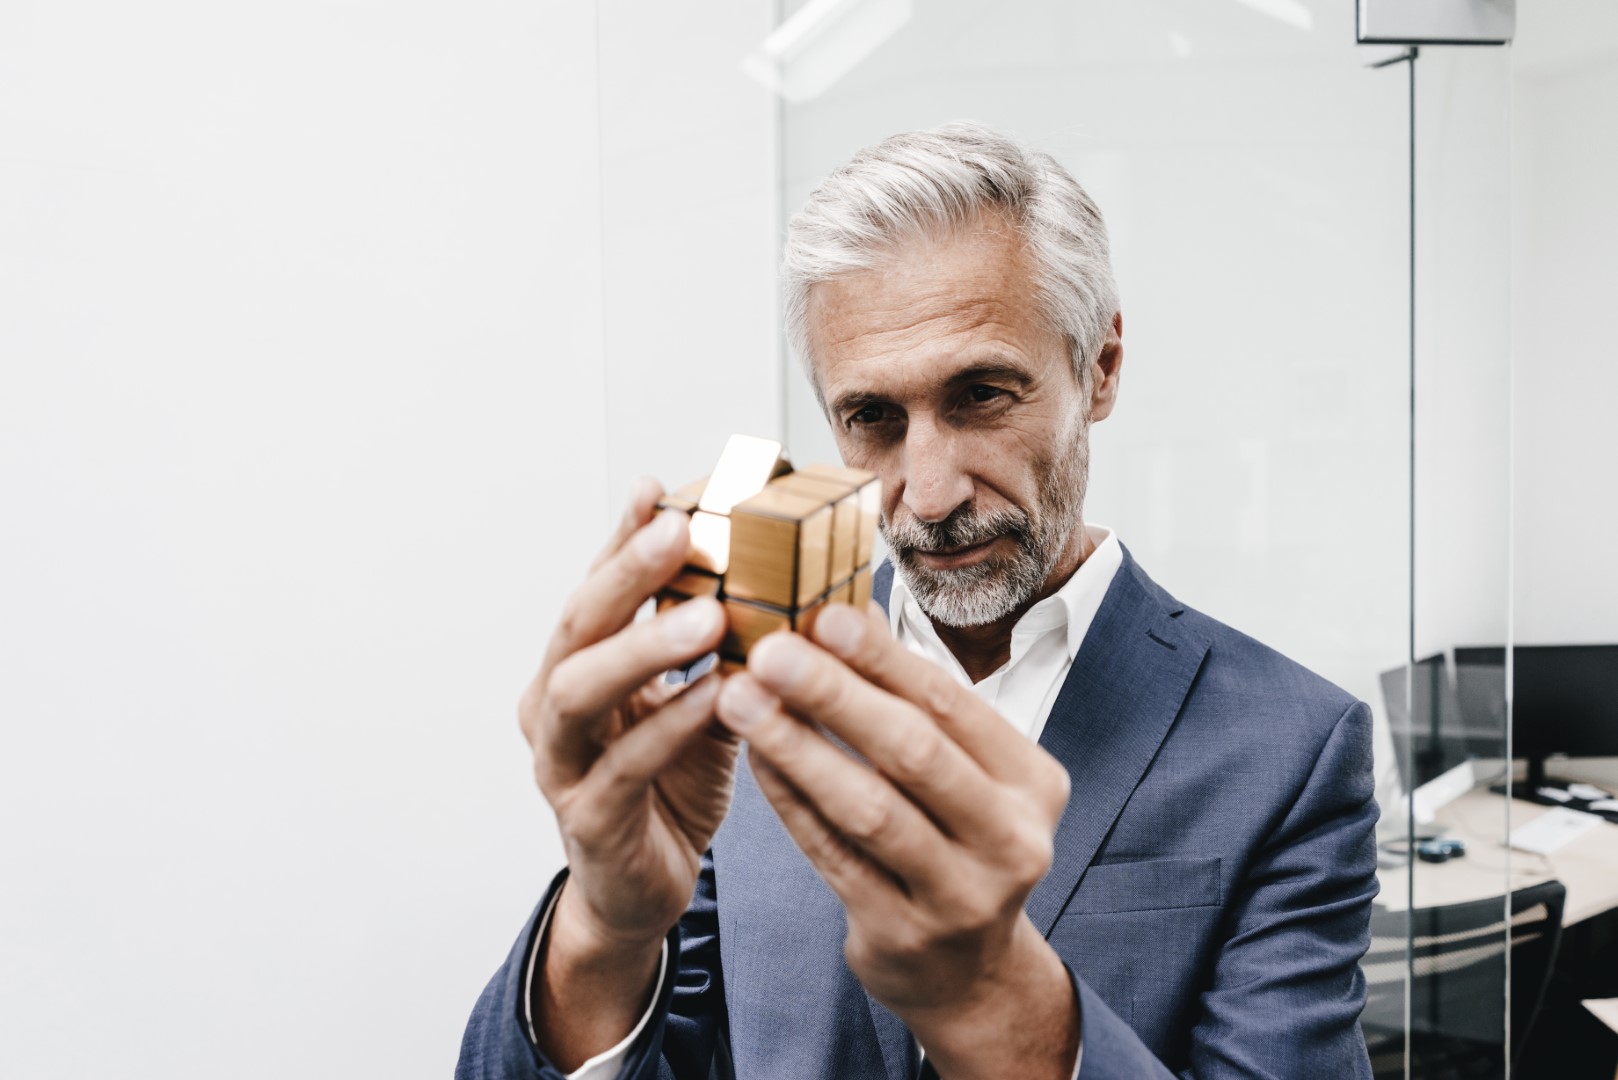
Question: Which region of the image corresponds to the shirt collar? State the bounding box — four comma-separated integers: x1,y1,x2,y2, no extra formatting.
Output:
888,525,1123,665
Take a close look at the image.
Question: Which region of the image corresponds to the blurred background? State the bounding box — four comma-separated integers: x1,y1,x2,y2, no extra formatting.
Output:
2,1,1615,1076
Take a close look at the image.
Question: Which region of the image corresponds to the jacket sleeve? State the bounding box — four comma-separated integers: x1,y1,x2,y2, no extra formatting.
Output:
1077,701,1380,1080
456,852,728,1080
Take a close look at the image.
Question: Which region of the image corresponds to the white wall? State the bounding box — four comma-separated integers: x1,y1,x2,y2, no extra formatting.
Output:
0,3,774,1077
1411,46,1513,662
596,2,782,496
1505,3,1618,789
1511,1,1618,647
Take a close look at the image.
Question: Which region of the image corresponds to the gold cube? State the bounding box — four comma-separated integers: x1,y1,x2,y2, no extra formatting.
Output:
768,472,860,587
851,564,873,609
795,463,880,566
655,568,721,614
656,477,707,515
651,437,883,668
720,595,828,667
726,487,834,609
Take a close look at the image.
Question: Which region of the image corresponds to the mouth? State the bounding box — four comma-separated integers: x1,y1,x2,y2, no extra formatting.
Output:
912,536,1000,570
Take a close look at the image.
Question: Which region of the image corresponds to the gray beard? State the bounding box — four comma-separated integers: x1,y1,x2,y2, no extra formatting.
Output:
883,421,1089,629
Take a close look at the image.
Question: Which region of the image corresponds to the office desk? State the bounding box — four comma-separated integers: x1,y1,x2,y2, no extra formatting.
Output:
1375,788,1618,926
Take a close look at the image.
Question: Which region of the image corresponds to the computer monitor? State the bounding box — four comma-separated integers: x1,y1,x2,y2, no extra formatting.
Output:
1381,654,1502,795
1455,644,1618,792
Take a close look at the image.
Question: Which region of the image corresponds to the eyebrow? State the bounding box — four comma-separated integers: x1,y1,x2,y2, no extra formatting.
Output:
944,359,1037,390
827,357,1038,418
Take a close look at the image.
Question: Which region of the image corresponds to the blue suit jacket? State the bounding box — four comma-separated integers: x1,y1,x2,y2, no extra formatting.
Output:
460,547,1379,1079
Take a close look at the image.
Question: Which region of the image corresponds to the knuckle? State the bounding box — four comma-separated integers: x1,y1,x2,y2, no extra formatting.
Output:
556,595,588,643
919,675,959,720
809,827,853,875
952,892,1000,934
887,923,932,964
1005,828,1055,887
803,666,853,717
1044,760,1073,814
887,730,944,785
843,931,876,974
742,701,794,752
842,790,896,845
545,660,588,721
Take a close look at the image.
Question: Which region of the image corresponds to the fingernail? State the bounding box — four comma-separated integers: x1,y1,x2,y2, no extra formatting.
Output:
815,604,864,657
751,633,808,690
634,510,686,561
662,597,720,646
719,675,775,731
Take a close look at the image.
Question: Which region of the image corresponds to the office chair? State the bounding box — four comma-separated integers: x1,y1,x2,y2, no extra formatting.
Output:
1360,880,1566,1078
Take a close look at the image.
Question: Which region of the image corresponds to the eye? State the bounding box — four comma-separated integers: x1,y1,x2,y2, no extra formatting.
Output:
850,404,887,426
966,384,1006,405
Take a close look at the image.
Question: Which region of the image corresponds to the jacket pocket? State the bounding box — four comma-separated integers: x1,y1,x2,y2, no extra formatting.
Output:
1067,856,1222,914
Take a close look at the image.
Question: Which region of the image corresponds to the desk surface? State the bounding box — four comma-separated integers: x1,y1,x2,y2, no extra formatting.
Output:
1375,788,1618,925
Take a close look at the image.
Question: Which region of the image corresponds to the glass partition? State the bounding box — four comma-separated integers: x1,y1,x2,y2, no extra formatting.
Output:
779,0,1410,725
1502,4,1618,1075
1369,42,1518,1079
595,1,783,509
771,0,1423,1069
596,2,1618,1075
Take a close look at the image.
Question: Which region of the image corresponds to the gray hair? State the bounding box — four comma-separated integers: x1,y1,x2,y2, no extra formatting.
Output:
783,122,1118,396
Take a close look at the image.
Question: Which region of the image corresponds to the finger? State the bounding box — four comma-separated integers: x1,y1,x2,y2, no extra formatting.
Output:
589,475,665,572
717,672,950,889
744,631,1017,846
573,675,729,817
810,602,1049,792
545,597,725,769
541,508,692,677
747,746,908,917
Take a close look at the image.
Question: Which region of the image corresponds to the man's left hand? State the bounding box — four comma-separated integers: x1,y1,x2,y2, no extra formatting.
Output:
714,603,1080,1080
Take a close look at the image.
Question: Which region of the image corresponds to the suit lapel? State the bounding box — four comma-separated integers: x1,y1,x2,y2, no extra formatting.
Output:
1024,547,1209,935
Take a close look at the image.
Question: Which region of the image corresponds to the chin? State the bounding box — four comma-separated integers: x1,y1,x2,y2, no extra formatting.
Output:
898,560,1033,628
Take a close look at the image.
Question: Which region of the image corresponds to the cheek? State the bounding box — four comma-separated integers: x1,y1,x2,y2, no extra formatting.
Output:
966,429,1049,505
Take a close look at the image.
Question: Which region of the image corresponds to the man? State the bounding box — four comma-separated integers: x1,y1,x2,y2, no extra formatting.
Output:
459,123,1379,1079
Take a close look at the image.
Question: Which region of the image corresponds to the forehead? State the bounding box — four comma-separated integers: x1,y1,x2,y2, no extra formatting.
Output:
804,216,1059,400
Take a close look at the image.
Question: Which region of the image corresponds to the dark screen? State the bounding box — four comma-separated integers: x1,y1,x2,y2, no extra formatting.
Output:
1382,654,1500,791
1511,645,1618,761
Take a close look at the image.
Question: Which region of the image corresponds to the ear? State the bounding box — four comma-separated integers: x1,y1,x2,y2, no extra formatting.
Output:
1087,311,1124,422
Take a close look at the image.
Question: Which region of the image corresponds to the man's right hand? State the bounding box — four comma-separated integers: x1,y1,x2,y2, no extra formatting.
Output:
520,477,735,1069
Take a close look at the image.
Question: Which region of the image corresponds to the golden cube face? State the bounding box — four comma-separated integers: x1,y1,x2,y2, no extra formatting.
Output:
684,510,732,574
655,568,722,614
768,472,860,586
654,435,884,665
719,595,827,666
795,463,880,566
852,564,874,609
726,487,834,609
697,434,788,515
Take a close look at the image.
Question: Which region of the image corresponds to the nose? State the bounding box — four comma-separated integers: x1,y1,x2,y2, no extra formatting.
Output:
899,417,974,523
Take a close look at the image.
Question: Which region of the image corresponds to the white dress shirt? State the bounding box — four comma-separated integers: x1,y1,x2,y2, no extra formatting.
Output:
535,525,1122,1079
890,524,1121,744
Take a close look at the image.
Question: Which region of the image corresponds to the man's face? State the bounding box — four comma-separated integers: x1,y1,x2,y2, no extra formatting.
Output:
805,214,1118,628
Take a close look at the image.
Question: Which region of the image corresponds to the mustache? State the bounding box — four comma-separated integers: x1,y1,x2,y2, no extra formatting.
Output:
883,503,1033,557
